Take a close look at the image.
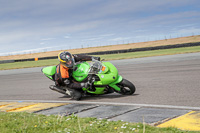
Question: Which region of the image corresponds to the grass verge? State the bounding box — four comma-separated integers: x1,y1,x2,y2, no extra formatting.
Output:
1,46,200,70
0,112,197,133
98,45,200,60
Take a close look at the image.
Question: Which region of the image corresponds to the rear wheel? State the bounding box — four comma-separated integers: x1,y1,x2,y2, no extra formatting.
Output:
116,79,135,95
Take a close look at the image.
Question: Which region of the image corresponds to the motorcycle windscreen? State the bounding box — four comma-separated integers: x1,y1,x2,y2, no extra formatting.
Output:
41,66,56,80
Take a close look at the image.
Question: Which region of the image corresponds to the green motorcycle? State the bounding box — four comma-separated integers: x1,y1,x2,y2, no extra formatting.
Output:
42,58,135,98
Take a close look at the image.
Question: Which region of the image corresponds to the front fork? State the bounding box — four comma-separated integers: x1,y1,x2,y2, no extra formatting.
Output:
83,75,123,94
109,75,123,91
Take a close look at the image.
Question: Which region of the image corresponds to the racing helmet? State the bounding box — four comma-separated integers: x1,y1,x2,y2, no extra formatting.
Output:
58,51,74,68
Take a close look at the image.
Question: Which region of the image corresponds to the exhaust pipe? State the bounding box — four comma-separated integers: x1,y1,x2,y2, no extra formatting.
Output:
49,85,66,94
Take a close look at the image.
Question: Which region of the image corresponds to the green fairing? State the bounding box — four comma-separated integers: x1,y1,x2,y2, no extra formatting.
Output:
84,87,105,94
94,62,118,85
72,62,90,82
109,75,123,91
41,66,56,80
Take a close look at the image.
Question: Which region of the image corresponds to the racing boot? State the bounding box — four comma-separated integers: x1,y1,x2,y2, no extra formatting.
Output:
65,88,82,100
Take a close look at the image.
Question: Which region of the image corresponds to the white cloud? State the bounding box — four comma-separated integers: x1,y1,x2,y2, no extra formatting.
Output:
83,37,103,41
64,36,70,39
0,0,200,55
100,34,115,37
109,37,130,41
0,31,33,44
41,38,55,41
127,11,200,30
177,27,200,34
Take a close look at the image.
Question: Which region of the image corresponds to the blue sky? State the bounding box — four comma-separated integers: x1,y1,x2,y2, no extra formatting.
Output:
0,0,200,56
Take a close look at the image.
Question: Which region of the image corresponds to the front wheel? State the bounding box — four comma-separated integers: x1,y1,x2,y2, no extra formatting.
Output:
116,79,136,95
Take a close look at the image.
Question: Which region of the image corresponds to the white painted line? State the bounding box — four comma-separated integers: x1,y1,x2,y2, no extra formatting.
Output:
0,100,200,110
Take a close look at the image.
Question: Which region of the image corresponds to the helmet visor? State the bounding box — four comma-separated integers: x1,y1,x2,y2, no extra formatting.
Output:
61,58,74,68
66,60,72,65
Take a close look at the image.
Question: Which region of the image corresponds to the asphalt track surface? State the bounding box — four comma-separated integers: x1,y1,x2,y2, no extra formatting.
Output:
0,53,200,108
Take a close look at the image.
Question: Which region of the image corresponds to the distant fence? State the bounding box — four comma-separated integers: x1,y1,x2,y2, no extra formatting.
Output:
1,42,200,64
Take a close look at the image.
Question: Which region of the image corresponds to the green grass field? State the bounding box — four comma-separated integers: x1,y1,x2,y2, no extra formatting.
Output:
0,112,197,133
1,46,200,70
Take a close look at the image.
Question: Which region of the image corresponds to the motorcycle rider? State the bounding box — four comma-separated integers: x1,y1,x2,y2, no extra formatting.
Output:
50,51,100,100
